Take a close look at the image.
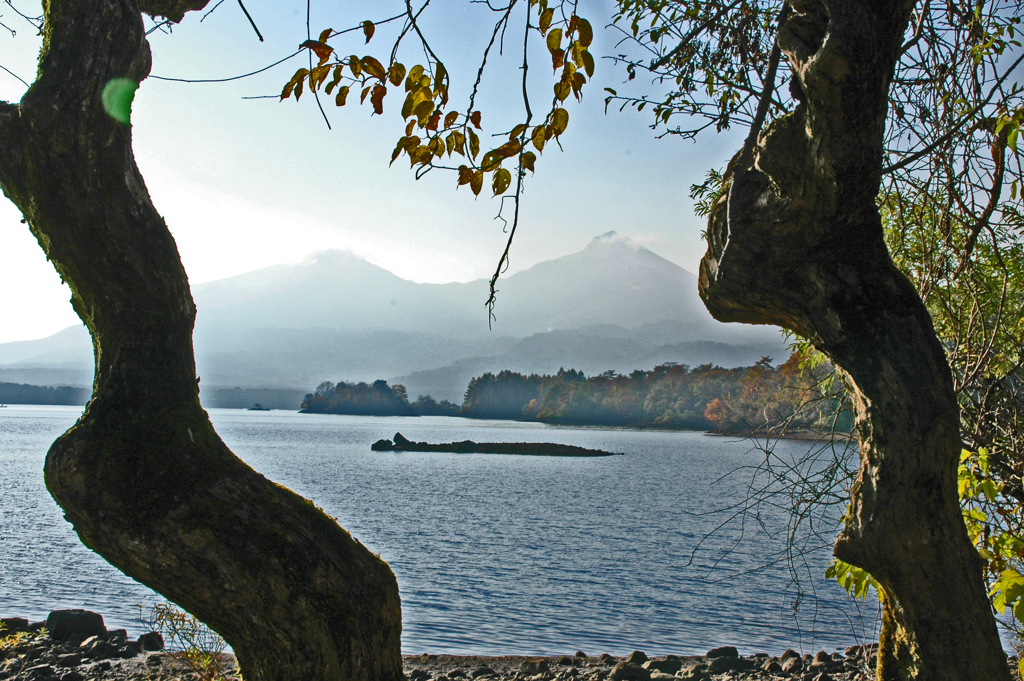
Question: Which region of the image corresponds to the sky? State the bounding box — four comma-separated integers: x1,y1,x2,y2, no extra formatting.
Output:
0,0,742,344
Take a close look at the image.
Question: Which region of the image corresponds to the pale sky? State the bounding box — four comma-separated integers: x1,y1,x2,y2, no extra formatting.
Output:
0,0,741,343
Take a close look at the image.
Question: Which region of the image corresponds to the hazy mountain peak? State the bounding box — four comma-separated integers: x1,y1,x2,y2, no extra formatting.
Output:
0,233,787,392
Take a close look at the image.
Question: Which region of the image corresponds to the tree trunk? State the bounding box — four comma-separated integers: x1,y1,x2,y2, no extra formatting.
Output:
698,1,1010,679
0,2,403,680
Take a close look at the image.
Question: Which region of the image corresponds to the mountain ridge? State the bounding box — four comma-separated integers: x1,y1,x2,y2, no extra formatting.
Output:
0,233,786,394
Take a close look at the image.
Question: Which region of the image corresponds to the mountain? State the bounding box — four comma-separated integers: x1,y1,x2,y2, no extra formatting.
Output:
188,231,774,343
0,233,786,398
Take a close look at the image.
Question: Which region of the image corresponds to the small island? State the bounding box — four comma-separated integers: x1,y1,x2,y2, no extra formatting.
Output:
371,432,620,457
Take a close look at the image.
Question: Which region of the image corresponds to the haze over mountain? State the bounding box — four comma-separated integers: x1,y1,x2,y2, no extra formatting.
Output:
0,232,787,403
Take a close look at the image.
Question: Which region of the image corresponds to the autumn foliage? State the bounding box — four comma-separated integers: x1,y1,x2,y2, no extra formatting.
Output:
460,355,851,434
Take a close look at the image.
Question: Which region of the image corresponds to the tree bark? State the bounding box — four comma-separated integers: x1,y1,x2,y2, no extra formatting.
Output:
0,2,403,680
699,1,1010,679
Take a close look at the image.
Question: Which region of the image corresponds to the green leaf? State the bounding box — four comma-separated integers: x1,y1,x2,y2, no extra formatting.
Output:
101,78,138,125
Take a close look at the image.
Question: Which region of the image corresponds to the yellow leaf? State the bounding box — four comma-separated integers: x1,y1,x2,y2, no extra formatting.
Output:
581,50,595,78
522,151,536,172
539,8,554,34
576,17,593,47
325,64,344,95
414,100,435,122
492,168,512,195
406,65,425,91
361,56,387,81
551,48,565,71
571,42,583,68
481,150,502,172
547,28,563,54
310,64,331,90
434,63,447,97
446,132,456,156
470,170,483,196
444,111,459,128
318,28,333,43
468,128,480,159
510,123,527,139
335,85,349,106
554,81,571,102
391,140,405,166
360,85,371,104
453,130,467,155
402,92,416,120
410,145,432,166
362,20,375,43
495,139,522,159
571,72,586,99
471,111,482,129
552,108,569,136
348,56,362,77
531,126,546,152
389,62,407,86
458,165,474,186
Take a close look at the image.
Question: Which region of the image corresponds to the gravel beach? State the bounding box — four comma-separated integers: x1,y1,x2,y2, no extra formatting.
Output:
2,609,1015,681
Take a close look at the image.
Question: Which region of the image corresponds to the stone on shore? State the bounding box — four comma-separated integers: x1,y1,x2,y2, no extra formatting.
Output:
609,661,650,681
520,658,549,675
642,657,682,675
46,611,105,642
705,646,738,659
624,651,648,665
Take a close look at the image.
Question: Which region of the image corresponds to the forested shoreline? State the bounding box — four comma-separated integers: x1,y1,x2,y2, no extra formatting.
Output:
300,354,853,436
0,381,88,406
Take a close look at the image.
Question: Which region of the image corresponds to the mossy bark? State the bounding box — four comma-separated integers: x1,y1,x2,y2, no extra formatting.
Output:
0,2,403,680
699,0,1010,679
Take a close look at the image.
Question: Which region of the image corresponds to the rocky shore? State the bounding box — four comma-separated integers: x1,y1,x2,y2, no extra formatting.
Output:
3,609,1018,681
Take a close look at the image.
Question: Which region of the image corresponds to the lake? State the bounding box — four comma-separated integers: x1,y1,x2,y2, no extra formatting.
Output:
0,405,879,656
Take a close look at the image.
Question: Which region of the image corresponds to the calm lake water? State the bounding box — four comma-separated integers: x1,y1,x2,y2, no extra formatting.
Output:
1,405,880,656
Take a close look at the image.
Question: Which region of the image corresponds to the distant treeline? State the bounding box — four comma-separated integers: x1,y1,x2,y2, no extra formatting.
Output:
301,379,459,416
0,382,89,406
460,356,851,433
303,354,853,434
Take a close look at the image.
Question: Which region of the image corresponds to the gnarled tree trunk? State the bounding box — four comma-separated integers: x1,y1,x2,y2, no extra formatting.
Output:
699,0,1010,679
0,2,403,680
